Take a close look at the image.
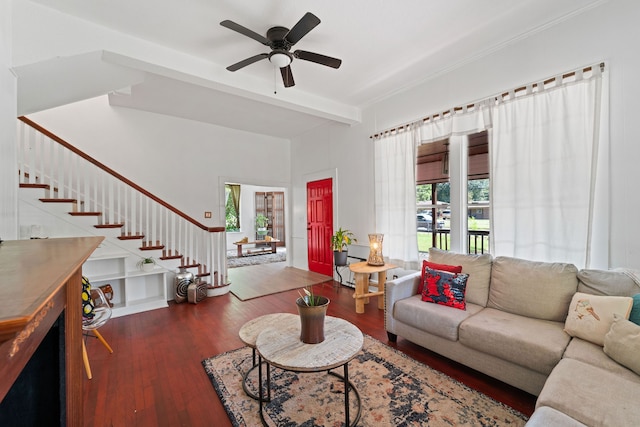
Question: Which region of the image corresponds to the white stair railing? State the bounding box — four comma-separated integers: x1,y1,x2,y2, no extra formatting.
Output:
17,117,228,290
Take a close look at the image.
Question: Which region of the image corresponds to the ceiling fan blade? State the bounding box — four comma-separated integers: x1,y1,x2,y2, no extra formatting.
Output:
220,20,270,46
285,12,321,46
226,53,269,71
294,50,342,69
280,65,295,87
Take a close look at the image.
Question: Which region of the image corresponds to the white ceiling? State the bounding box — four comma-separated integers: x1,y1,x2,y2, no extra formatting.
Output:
17,0,604,139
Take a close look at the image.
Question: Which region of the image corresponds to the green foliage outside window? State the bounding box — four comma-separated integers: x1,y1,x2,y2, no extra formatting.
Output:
225,184,240,231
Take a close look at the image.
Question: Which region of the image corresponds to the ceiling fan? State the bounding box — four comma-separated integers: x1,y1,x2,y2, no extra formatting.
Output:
220,12,342,88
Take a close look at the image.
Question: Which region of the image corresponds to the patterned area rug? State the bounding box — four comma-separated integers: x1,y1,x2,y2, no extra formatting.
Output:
202,335,528,426
227,249,286,269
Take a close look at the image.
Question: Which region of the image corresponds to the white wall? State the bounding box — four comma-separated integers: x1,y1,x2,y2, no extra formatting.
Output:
292,0,640,269
0,0,17,240
29,96,291,230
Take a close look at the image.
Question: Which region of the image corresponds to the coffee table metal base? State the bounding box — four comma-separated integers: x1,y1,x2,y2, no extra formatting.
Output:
258,361,362,427
241,348,271,402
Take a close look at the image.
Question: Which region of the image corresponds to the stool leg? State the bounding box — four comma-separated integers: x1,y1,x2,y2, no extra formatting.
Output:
93,329,114,353
82,340,93,380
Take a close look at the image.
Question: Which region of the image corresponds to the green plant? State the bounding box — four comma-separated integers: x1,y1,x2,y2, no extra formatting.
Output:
136,256,156,268
297,286,325,306
255,214,269,229
330,227,356,252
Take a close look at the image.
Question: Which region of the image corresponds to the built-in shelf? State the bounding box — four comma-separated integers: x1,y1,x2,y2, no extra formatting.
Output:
83,253,168,318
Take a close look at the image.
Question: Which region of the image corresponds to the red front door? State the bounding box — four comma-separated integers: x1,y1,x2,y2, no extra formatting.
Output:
307,179,333,276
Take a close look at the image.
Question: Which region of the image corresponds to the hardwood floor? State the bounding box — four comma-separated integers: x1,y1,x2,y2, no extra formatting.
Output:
83,271,536,426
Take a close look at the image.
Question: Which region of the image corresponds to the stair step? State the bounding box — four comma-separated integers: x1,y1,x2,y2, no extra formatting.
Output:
160,254,183,261
118,235,144,240
196,272,211,278
68,212,101,216
20,183,50,189
140,245,164,251
181,263,200,269
94,223,125,229
40,198,77,203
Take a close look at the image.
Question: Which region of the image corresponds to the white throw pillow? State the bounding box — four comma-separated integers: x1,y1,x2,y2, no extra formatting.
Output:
604,315,640,375
563,292,633,346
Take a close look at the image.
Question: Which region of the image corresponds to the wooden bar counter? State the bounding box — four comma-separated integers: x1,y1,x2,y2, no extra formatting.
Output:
0,237,103,426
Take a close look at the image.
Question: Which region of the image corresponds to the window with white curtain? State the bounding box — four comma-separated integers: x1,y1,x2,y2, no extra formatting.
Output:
415,131,490,256
374,62,608,269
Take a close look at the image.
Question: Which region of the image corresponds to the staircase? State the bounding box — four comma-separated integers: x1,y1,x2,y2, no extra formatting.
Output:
16,117,229,312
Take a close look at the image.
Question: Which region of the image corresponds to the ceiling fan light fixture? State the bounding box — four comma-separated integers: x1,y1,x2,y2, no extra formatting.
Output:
269,52,292,68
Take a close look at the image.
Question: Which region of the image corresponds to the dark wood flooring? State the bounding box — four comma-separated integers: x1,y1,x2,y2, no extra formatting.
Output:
83,269,536,426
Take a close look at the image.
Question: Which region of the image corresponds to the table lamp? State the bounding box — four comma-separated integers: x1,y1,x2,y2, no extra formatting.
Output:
367,233,384,266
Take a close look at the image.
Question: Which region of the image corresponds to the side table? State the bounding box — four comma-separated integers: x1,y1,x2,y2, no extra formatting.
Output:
256,315,364,427
238,313,297,400
348,261,396,313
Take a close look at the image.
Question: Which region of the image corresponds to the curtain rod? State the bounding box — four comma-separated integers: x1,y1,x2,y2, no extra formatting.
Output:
370,62,605,139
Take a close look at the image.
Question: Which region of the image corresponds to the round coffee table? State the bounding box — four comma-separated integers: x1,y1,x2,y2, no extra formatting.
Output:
255,315,364,427
238,313,297,401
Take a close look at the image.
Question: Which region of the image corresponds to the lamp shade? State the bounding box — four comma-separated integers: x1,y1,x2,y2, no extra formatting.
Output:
269,52,292,68
367,233,384,266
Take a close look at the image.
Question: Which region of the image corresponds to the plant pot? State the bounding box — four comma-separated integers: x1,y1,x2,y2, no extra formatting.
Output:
334,250,348,266
296,296,330,344
141,263,155,272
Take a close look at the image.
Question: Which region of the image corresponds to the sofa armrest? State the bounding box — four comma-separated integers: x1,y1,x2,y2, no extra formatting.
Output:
384,271,421,335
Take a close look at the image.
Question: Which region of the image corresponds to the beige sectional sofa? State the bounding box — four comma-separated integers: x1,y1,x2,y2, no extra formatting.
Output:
384,248,640,426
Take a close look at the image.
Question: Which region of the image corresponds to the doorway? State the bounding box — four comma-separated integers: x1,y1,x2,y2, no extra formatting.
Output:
225,183,287,268
307,178,333,276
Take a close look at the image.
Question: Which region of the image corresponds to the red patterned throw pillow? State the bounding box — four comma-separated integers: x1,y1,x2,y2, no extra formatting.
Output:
421,267,469,310
418,260,463,294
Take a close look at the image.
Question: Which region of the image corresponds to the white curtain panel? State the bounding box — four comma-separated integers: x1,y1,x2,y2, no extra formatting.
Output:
490,68,609,268
374,123,421,270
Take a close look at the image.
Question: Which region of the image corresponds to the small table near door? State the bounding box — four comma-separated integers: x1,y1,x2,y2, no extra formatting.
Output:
348,261,396,314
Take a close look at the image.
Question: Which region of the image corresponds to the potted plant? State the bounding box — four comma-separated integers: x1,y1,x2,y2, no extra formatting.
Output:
296,287,330,344
331,227,356,266
255,214,269,238
137,256,156,272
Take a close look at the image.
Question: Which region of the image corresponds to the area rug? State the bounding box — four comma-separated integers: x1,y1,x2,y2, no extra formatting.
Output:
227,250,286,269
202,335,528,426
229,263,332,301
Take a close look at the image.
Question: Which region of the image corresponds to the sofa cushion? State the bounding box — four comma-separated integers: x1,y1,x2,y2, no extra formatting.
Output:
525,406,587,427
459,308,570,375
537,358,640,427
564,292,632,346
393,294,483,341
421,267,468,310
428,247,492,307
487,256,578,322
603,315,640,376
577,268,640,297
563,337,640,384
418,260,462,294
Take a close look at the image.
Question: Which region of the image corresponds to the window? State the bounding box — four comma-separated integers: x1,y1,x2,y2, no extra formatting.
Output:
225,184,240,231
416,131,490,254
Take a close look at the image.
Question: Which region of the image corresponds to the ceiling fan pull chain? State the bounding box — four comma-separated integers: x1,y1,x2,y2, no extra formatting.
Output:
274,66,278,95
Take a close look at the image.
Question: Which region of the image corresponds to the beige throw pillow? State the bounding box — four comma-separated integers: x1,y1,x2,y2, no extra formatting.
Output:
604,315,640,375
564,292,633,346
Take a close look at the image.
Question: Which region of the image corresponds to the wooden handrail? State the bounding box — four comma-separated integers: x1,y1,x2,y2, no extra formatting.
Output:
19,116,224,233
